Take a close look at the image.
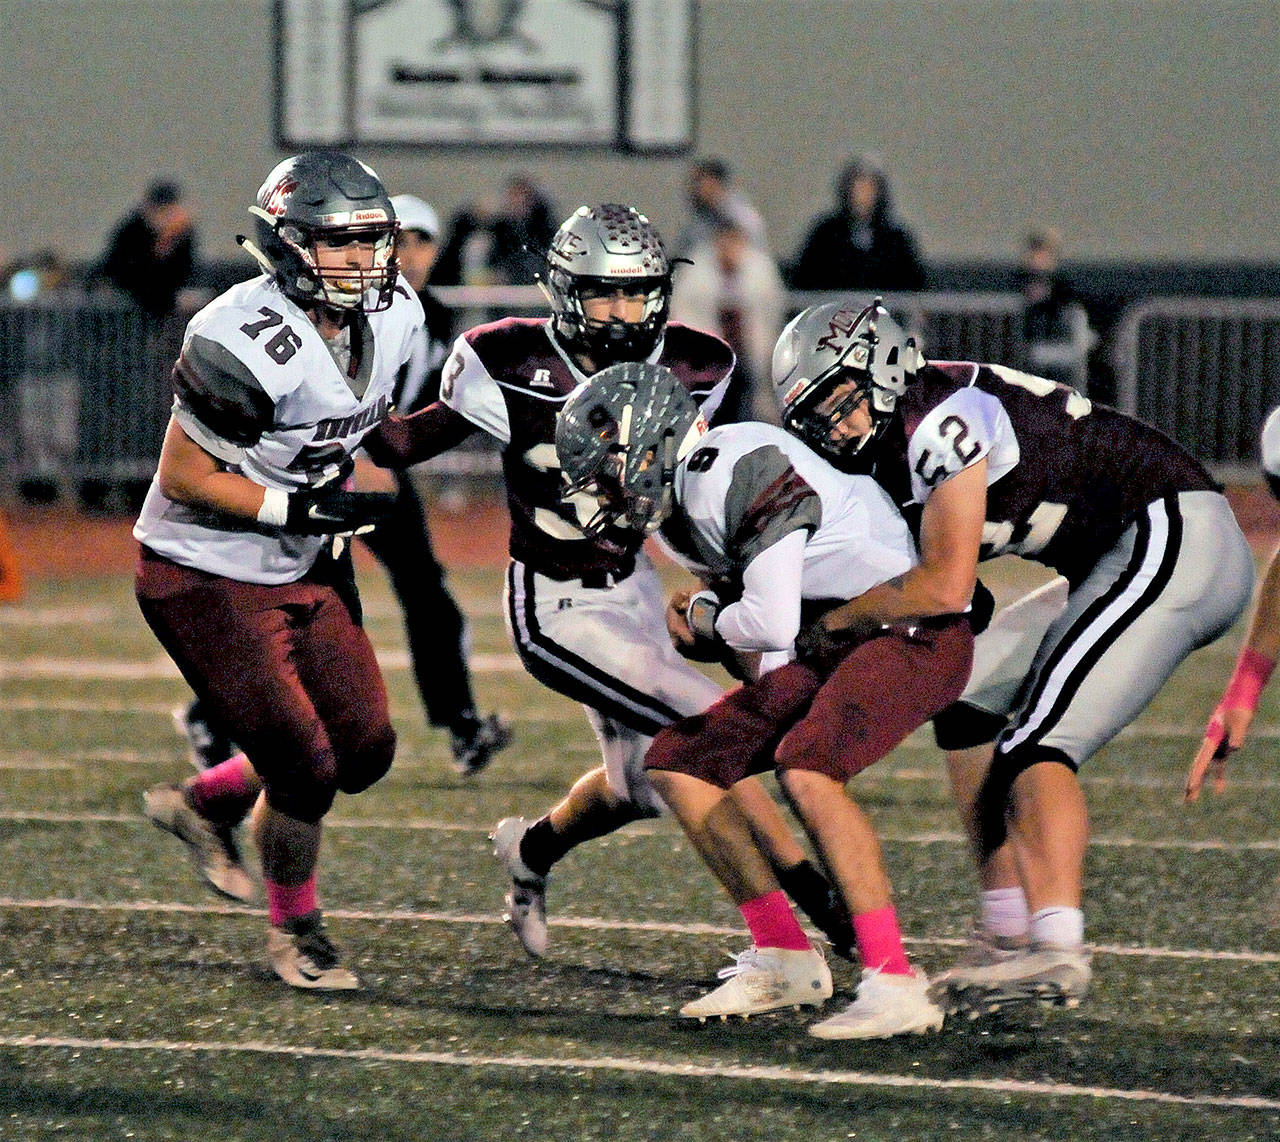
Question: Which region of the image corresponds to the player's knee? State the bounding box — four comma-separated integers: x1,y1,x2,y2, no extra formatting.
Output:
265,770,338,824
933,701,1007,751
776,766,838,815
336,723,397,796
976,744,1077,855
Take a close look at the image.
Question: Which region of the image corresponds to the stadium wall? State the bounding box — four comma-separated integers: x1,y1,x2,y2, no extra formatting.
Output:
2,0,1278,273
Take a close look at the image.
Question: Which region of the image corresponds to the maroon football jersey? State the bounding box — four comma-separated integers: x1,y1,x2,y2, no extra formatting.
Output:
445,318,735,581
874,362,1218,584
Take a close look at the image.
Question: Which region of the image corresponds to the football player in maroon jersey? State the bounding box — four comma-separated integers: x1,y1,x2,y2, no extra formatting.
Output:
772,298,1253,1014
367,205,849,961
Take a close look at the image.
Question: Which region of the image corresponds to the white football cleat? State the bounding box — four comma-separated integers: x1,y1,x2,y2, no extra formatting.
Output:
928,925,1028,1005
680,946,832,1020
944,941,1093,1017
808,967,945,1039
267,910,359,991
144,782,256,903
490,816,548,958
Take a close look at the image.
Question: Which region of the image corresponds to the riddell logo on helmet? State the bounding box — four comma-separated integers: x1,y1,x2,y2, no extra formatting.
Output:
262,177,298,216
352,209,388,223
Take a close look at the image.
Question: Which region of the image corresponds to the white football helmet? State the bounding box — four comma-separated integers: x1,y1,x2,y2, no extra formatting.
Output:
772,298,922,463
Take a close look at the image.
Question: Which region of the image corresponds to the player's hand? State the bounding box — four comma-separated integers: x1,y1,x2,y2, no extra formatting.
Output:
285,487,398,536
666,588,724,662
666,588,697,652
1185,704,1255,802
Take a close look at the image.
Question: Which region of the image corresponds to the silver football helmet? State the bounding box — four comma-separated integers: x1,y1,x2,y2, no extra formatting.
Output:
772,298,922,463
541,204,673,367
240,151,399,313
555,361,706,537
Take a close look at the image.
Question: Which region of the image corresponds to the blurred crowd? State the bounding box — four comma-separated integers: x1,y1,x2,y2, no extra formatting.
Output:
0,155,1097,513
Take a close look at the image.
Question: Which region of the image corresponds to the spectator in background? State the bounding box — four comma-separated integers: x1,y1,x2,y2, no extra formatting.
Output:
96,180,197,319
790,154,925,293
432,193,501,287
1017,226,1097,391
671,212,785,422
368,193,512,774
673,157,768,257
488,173,557,285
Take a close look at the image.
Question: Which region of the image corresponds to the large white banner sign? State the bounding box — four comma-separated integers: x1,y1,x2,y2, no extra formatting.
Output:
276,0,694,151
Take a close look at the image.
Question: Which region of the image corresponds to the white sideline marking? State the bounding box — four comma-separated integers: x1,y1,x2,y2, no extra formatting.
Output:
0,897,1276,965
3,809,1279,853
1,1034,1277,1110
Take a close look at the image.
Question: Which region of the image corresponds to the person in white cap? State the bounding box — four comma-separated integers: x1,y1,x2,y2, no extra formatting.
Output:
359,192,512,775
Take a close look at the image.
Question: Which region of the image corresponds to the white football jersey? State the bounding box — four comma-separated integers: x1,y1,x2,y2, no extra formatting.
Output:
670,422,916,649
904,374,1021,505
134,275,422,583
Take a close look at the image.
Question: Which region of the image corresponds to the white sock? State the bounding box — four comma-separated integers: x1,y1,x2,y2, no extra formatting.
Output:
980,887,1030,939
1028,906,1084,948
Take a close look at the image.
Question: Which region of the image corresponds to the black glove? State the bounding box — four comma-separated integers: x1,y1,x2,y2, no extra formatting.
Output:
968,578,996,635
794,614,887,669
285,487,398,536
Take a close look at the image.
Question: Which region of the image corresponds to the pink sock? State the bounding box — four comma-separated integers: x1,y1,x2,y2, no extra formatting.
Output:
852,905,912,975
739,890,811,951
188,753,255,824
265,875,318,927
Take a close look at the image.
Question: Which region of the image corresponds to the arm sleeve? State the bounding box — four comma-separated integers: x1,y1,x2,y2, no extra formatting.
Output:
715,528,807,651
362,400,477,468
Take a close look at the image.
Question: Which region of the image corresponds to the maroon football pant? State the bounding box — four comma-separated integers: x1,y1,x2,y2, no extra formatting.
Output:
645,619,973,787
136,548,395,822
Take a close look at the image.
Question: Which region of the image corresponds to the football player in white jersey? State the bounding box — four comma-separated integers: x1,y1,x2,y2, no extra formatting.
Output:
774,299,1252,1015
136,151,422,990
366,204,849,961
556,363,976,1038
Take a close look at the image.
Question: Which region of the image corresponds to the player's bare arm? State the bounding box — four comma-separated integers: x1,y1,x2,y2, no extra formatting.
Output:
811,458,988,636
1187,542,1280,800
156,418,273,520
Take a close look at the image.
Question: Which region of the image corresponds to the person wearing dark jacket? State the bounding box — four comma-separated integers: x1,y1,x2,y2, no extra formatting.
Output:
97,180,197,319
789,155,925,293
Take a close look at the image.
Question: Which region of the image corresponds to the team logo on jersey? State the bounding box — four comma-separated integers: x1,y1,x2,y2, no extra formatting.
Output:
312,394,389,442
815,308,869,367
262,176,298,217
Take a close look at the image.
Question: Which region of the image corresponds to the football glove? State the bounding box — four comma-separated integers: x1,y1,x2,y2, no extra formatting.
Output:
284,487,398,536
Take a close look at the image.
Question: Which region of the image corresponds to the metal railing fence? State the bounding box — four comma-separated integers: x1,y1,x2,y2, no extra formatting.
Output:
6,287,1277,496
1111,297,1280,476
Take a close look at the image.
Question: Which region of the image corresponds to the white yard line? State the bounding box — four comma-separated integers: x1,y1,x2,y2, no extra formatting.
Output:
0,1033,1277,1111
1,809,1277,852
0,897,1276,965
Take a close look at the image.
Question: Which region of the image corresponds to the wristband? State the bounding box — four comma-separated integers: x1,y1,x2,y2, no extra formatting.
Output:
1221,647,1276,714
685,591,722,641
256,487,290,527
